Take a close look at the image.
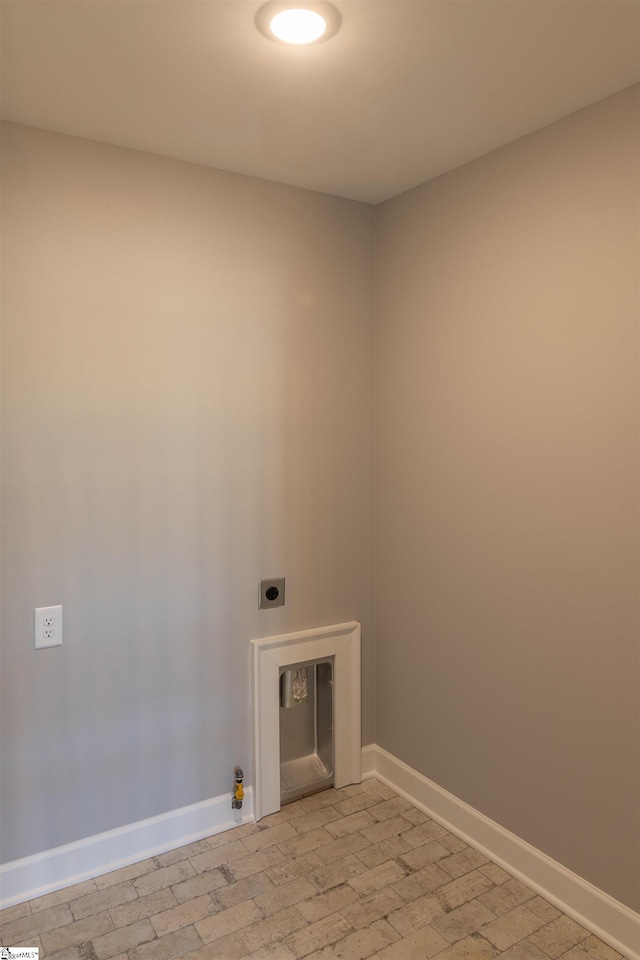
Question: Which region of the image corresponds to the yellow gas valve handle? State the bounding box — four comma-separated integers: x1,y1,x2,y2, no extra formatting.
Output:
232,767,244,808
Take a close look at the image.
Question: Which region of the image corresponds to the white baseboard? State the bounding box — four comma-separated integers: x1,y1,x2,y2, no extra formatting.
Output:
362,744,639,960
361,743,377,778
0,788,254,910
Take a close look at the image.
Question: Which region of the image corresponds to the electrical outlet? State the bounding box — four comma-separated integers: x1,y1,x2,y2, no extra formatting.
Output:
35,605,63,649
259,578,285,609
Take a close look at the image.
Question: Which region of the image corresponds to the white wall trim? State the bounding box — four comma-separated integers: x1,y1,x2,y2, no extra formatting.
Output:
251,621,361,821
0,788,253,910
362,744,639,960
361,743,377,779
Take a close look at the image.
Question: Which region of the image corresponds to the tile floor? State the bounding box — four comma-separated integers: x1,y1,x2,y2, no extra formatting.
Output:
0,778,624,960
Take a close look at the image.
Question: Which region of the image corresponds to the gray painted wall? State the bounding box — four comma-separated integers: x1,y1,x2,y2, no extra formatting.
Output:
0,123,375,863
375,86,639,911
2,86,638,914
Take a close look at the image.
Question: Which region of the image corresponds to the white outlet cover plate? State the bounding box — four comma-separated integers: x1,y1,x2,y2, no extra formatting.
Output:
35,605,63,649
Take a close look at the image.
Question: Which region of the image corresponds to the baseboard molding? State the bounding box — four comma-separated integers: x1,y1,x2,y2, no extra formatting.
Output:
362,744,639,960
361,743,377,779
0,788,254,910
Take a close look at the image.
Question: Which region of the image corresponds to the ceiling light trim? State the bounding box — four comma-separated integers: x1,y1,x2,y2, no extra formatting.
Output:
255,1,341,45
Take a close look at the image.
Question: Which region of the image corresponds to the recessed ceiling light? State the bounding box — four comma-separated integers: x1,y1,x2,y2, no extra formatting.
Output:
256,1,341,45
271,9,326,44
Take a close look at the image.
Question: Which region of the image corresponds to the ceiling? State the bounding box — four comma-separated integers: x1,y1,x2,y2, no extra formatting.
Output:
1,0,638,203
